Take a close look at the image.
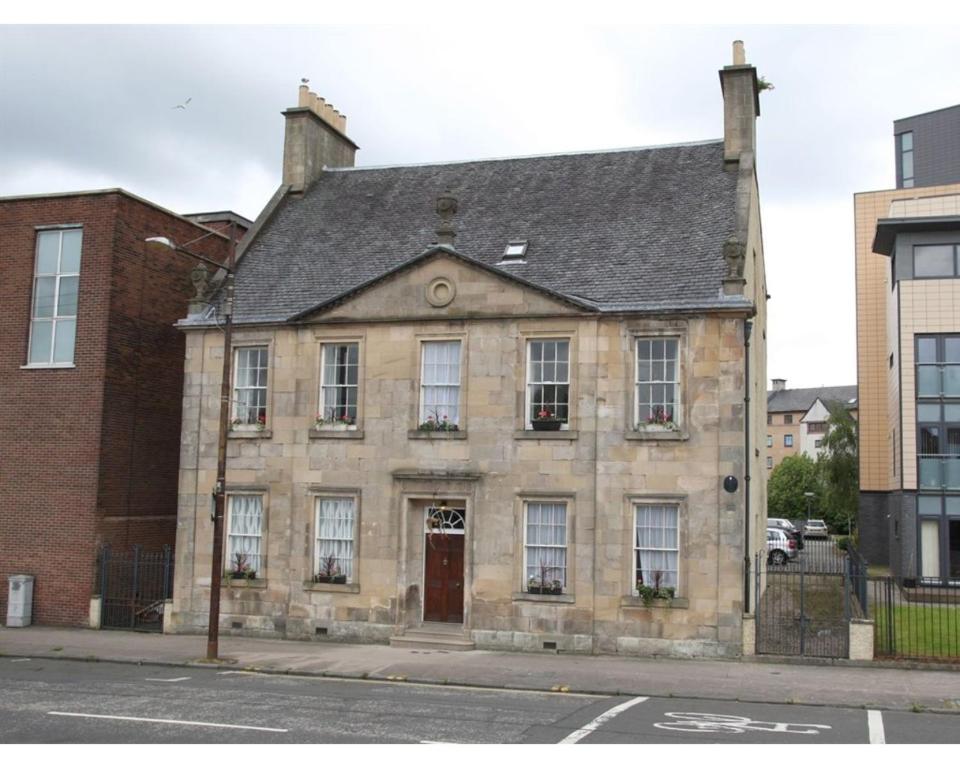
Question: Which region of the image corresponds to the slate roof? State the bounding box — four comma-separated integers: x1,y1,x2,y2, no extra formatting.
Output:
219,139,749,325
766,386,858,414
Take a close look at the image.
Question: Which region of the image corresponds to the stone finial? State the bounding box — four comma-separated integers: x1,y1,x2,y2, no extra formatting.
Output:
722,236,747,296
723,237,746,279
435,191,458,246
189,261,210,300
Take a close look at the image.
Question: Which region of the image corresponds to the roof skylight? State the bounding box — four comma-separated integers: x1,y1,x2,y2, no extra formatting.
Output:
501,240,528,262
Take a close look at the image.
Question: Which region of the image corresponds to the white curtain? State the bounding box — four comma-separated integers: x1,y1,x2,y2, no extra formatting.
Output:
227,496,263,573
635,504,679,589
421,341,461,424
525,502,567,585
316,498,355,579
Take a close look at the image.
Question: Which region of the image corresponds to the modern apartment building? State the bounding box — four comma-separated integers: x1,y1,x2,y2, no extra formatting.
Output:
765,379,857,472
856,103,960,585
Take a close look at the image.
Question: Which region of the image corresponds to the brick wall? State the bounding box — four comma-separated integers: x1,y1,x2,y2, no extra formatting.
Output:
0,191,231,626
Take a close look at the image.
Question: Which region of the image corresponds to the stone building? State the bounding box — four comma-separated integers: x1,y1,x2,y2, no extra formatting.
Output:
170,43,768,656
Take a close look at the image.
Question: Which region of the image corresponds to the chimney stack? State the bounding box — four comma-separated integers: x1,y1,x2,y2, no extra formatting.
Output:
282,82,359,192
718,40,760,165
772,378,786,393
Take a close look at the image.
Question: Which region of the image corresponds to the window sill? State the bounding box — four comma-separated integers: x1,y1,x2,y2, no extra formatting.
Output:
303,581,361,593
514,430,578,441
20,363,76,370
223,578,267,589
620,596,689,609
512,592,575,604
228,429,272,440
309,428,364,440
624,429,688,442
408,430,467,440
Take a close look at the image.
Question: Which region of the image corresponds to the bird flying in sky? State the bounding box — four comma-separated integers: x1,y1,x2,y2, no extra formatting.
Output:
171,97,192,110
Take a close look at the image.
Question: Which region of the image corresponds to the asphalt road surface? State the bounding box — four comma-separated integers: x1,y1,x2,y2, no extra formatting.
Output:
0,657,956,743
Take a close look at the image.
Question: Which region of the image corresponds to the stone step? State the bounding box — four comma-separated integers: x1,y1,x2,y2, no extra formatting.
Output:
389,628,476,651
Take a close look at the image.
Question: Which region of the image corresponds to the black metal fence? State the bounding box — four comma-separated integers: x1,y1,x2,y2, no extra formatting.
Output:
868,577,960,662
97,545,173,632
754,540,859,658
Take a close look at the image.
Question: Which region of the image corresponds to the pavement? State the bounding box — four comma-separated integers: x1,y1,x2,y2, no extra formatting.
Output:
1,625,959,715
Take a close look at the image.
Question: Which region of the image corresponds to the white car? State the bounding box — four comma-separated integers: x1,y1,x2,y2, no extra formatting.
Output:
803,519,829,539
766,527,798,565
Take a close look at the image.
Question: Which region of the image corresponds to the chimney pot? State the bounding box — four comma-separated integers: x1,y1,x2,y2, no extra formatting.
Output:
298,84,310,107
732,40,746,65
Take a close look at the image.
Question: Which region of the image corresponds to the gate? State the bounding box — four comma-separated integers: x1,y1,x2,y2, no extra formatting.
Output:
97,545,173,632
754,540,864,658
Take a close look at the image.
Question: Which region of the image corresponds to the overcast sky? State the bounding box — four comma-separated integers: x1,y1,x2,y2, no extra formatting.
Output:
2,23,959,390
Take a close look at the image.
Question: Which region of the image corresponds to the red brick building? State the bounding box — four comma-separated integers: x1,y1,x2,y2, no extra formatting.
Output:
0,189,247,626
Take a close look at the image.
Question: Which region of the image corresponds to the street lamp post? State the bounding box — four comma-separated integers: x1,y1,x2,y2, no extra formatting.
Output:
803,490,815,523
146,226,236,660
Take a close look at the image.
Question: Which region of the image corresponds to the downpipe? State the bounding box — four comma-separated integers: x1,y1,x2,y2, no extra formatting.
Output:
743,319,753,614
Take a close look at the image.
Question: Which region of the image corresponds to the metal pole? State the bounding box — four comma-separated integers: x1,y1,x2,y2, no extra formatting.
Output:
207,224,237,661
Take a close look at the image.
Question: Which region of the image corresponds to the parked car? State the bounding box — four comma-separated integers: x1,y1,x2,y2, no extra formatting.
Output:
766,527,798,565
767,517,804,550
803,519,829,538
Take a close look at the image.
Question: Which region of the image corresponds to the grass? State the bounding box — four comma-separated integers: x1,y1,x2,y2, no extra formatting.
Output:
874,604,960,659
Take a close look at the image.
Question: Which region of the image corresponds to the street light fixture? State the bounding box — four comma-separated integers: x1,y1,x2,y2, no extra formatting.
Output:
146,225,236,660
803,491,815,523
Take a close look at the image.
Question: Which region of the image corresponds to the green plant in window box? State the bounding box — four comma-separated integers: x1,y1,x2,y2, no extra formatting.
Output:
531,408,563,432
640,406,679,432
226,553,256,581
636,570,674,605
315,411,355,430
417,409,459,432
314,554,347,584
232,413,266,431
527,562,563,594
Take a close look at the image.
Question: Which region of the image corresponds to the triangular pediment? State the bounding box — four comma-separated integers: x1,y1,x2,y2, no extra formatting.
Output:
293,248,593,323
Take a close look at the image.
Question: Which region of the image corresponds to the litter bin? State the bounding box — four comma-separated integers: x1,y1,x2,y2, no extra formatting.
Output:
7,574,34,627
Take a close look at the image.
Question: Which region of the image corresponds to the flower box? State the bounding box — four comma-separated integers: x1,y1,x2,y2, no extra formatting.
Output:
531,420,563,432
314,574,347,584
527,585,563,595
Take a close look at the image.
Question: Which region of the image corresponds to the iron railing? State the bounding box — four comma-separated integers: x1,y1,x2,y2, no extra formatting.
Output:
97,545,173,632
870,576,960,661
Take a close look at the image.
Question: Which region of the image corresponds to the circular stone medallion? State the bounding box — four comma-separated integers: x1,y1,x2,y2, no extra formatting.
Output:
426,276,456,308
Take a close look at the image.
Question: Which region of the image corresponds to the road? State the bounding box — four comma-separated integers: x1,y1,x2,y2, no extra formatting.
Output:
0,657,956,743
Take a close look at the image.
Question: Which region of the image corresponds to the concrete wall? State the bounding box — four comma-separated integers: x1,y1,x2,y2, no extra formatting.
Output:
171,253,760,657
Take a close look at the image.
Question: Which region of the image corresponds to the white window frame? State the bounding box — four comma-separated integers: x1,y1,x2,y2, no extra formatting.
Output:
314,496,358,582
525,338,571,429
226,494,264,577
319,342,360,427
635,337,681,429
26,227,82,367
633,503,680,595
232,346,269,429
784,434,794,448
523,501,568,592
419,339,462,427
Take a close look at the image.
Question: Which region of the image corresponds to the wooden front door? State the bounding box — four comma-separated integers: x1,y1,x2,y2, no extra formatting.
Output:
423,534,465,623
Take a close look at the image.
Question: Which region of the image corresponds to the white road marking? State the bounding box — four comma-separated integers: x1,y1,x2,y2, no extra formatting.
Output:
47,711,288,733
144,676,191,682
559,696,649,744
9,658,32,663
868,710,885,744
654,712,831,735
217,670,262,676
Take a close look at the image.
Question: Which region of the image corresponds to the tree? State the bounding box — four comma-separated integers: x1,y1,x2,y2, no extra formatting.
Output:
768,453,822,521
817,403,859,535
